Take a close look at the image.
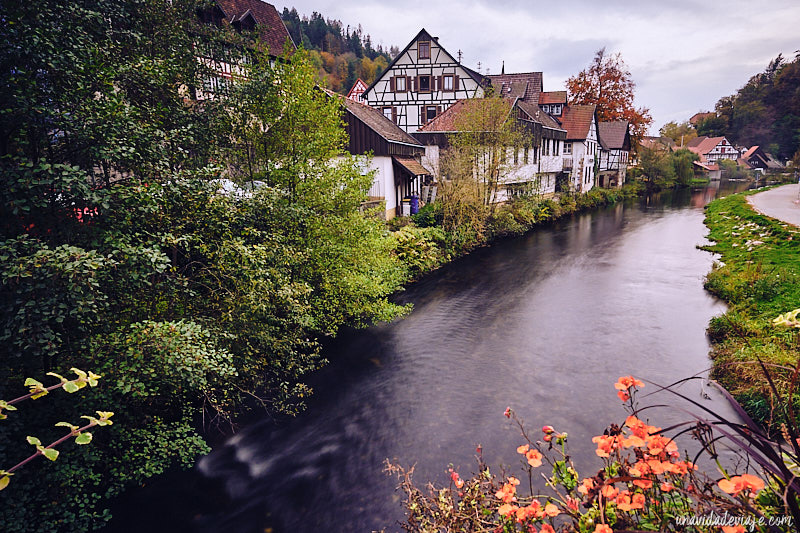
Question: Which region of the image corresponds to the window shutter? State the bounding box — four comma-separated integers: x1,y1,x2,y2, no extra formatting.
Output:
391,107,397,124
406,76,412,92
453,75,459,92
415,76,420,92
390,76,395,92
438,76,443,92
437,105,442,116
419,106,424,126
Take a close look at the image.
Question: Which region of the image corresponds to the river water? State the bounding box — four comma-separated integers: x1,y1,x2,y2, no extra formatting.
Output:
109,181,753,533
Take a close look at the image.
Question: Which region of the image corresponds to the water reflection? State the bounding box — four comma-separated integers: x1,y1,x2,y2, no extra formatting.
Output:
107,181,754,533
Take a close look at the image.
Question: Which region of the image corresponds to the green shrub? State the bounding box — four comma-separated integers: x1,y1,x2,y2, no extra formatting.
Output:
410,202,442,228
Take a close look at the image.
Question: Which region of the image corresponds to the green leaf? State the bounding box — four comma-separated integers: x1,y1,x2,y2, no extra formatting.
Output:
0,475,10,491
46,372,67,383
75,432,92,445
63,381,80,393
26,435,42,446
42,448,59,461
55,421,79,431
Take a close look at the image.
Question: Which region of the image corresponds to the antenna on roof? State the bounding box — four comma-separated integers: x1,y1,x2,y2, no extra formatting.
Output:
477,61,481,74
501,61,505,75
457,49,463,63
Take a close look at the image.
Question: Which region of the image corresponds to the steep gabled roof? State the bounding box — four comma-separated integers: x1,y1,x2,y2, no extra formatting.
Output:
337,92,422,146
687,136,726,156
686,136,706,148
598,121,630,150
539,91,567,105
362,28,489,98
215,0,295,57
487,72,542,103
559,105,596,141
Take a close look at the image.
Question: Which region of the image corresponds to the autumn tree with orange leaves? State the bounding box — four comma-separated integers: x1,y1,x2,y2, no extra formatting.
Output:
567,48,652,144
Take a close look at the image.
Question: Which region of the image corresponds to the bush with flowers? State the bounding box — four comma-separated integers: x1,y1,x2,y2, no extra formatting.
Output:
388,356,800,532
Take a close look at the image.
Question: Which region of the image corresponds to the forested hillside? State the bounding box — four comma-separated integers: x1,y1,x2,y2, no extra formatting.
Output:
697,52,800,161
281,8,397,93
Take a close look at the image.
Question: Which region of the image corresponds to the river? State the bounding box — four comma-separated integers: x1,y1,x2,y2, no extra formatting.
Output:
108,180,753,533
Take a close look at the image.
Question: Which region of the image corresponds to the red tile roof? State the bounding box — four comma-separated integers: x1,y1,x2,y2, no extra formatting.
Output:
686,136,726,156
418,99,517,132
215,0,294,57
559,104,596,140
539,91,567,105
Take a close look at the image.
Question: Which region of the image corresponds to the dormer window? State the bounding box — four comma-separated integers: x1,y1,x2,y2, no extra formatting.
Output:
551,104,562,116
418,41,430,60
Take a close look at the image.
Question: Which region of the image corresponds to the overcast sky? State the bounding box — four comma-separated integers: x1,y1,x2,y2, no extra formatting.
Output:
281,1,800,135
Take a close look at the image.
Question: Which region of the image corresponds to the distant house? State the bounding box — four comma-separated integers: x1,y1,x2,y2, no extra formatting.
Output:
414,97,566,202
686,136,740,165
336,94,431,219
738,146,770,172
195,0,295,99
558,104,599,192
347,78,368,103
362,28,488,133
689,112,715,126
639,136,675,153
597,121,631,188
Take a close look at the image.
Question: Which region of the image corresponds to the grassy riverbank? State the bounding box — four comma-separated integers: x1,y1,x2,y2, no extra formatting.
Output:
390,183,644,278
702,188,800,430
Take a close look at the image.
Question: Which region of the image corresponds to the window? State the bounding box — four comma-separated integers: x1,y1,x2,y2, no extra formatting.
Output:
418,75,431,92
442,74,454,91
418,41,430,60
513,148,518,164
523,146,529,164
382,106,396,124
554,140,560,156
425,105,438,121
552,104,562,115
564,142,572,155
395,76,407,92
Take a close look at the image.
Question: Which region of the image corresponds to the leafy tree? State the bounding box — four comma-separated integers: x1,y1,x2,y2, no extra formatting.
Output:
567,48,653,143
659,121,697,147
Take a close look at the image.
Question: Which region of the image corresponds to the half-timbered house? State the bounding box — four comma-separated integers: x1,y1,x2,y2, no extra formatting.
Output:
194,0,295,99
362,29,488,133
336,94,431,219
686,136,740,165
597,121,631,188
347,78,369,103
414,97,566,202
558,104,599,192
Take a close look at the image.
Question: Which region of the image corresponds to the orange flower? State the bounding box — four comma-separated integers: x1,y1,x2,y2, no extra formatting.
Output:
498,503,518,516
718,474,765,496
496,478,519,503
631,493,645,509
721,526,745,533
600,484,619,499
515,500,542,522
647,435,678,458
517,444,530,454
592,434,620,457
526,448,543,468
617,390,630,402
616,490,633,512
540,525,556,533
594,525,613,533
577,477,596,496
660,482,675,492
543,502,560,517
449,469,464,489
504,407,512,418
615,376,644,390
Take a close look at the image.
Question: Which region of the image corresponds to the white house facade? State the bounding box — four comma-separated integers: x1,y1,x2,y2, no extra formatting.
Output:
362,28,487,133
